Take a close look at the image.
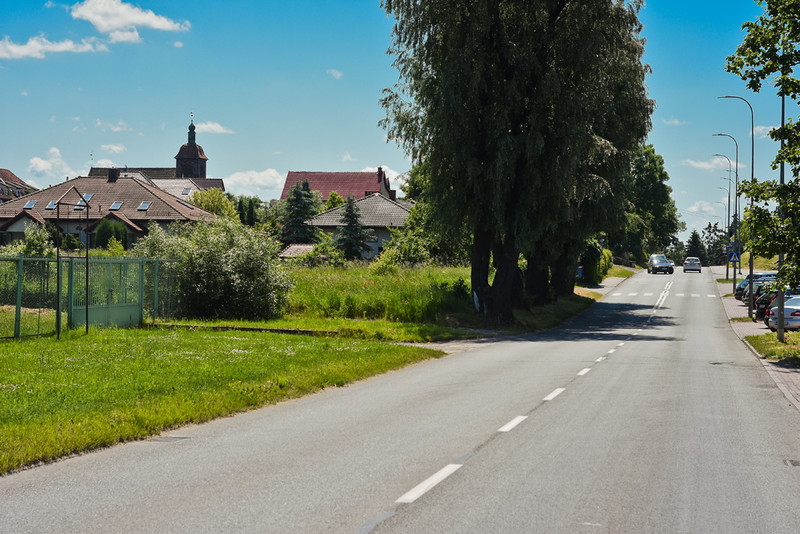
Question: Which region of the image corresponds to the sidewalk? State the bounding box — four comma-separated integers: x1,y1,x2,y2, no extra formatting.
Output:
711,265,800,411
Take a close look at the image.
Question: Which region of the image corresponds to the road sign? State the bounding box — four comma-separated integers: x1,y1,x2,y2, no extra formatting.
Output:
729,252,740,262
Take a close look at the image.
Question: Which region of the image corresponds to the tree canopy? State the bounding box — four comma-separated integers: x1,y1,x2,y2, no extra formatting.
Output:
726,0,800,287
280,180,319,246
381,0,653,321
335,196,372,260
189,188,238,219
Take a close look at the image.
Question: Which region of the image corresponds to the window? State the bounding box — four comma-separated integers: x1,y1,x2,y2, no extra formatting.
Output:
182,188,191,195
46,201,57,210
109,201,123,211
23,200,36,209
75,193,94,211
177,199,194,209
138,201,151,211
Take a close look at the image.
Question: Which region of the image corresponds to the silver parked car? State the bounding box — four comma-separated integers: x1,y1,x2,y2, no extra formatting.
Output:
683,257,701,273
767,296,800,331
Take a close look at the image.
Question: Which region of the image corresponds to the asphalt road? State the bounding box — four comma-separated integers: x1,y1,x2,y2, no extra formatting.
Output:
3,268,800,533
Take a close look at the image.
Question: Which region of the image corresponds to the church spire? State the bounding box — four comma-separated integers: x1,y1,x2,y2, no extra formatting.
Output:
188,112,196,145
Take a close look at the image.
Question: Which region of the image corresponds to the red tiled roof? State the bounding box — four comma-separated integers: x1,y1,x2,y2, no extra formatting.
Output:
0,168,38,192
280,169,395,201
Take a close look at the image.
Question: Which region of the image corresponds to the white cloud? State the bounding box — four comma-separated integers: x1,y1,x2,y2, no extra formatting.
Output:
753,125,776,139
224,169,286,199
20,91,28,96
326,69,343,80
101,144,126,154
173,41,183,48
194,121,235,134
682,158,744,172
50,115,56,123
95,118,130,132
342,152,355,162
687,200,715,214
70,0,190,34
108,27,140,43
662,116,687,126
96,158,115,167
0,35,107,59
27,147,78,183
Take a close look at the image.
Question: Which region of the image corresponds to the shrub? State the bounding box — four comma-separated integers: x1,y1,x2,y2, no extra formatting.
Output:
132,218,292,320
95,219,128,249
295,234,346,267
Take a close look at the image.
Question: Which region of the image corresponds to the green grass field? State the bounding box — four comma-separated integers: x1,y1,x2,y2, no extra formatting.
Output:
0,327,442,475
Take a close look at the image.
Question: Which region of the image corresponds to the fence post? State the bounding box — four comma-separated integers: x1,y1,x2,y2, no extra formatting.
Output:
138,258,145,325
153,259,159,322
14,254,23,339
67,257,75,329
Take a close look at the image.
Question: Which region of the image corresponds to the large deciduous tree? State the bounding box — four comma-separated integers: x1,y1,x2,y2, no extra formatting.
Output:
381,0,652,321
726,0,800,287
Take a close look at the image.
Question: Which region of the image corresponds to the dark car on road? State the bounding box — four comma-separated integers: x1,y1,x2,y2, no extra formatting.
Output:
647,254,673,274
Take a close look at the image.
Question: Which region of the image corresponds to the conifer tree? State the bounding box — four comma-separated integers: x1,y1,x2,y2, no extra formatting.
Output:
280,180,319,245
335,196,371,260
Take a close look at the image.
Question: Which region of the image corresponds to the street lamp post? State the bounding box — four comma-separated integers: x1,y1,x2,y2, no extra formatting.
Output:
713,153,733,281
713,133,741,290
719,95,755,319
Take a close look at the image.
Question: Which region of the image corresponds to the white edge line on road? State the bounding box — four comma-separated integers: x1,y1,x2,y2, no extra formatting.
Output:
596,356,606,362
607,349,616,354
577,368,591,376
543,388,566,401
498,415,527,432
396,463,462,503
617,342,625,347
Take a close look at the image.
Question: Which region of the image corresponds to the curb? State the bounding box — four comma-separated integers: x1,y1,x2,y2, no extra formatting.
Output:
713,267,800,414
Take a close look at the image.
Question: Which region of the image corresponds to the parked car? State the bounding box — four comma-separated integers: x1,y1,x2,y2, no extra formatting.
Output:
767,296,800,331
739,274,775,302
762,288,800,325
735,272,767,300
647,254,673,274
683,257,701,273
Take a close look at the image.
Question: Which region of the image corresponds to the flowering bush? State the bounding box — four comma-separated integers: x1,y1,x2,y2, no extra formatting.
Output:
132,218,293,320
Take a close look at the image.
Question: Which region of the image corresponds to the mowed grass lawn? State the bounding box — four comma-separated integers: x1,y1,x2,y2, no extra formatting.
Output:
0,327,442,475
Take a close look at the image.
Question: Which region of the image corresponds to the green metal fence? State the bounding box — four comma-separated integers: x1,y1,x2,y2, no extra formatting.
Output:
0,256,181,339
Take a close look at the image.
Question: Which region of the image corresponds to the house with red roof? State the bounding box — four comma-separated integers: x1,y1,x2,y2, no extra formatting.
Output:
0,169,39,202
280,167,397,202
0,171,213,247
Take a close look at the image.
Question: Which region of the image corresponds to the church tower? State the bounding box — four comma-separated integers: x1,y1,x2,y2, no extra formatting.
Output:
174,120,208,178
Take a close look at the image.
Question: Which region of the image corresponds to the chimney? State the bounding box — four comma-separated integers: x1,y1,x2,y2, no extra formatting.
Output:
108,168,120,182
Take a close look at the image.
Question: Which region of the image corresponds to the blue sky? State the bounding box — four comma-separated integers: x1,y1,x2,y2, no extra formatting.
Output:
0,1,789,242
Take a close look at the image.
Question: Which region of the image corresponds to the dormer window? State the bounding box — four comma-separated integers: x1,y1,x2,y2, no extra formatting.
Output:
23,200,36,209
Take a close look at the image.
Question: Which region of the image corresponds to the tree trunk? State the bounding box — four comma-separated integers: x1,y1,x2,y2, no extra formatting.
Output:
486,234,519,324
550,243,578,297
525,247,551,305
470,222,492,314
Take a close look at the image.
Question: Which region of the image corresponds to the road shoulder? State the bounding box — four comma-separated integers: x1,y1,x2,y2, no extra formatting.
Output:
712,265,800,412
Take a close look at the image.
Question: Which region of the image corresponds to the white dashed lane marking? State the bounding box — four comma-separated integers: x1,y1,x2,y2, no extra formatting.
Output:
396,464,463,504
543,388,566,401
498,416,527,433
